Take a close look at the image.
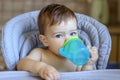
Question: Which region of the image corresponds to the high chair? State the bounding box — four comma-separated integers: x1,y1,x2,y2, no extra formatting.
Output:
1,11,111,70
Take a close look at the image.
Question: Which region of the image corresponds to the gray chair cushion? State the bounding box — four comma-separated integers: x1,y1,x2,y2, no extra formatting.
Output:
1,11,111,70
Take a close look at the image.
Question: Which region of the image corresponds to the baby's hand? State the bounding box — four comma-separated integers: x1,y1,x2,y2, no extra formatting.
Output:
38,64,60,80
87,46,98,64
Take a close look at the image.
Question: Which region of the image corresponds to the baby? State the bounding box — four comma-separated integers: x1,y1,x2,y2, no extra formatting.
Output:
17,4,98,80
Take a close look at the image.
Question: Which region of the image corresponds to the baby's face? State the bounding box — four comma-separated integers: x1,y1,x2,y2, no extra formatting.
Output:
45,18,78,56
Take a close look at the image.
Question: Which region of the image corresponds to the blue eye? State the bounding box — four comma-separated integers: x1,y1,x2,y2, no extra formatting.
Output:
70,32,77,36
55,34,63,38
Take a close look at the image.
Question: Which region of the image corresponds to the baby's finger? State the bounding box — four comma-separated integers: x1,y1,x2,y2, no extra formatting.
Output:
92,47,97,51
87,46,93,53
45,73,54,80
45,76,51,80
86,45,91,49
54,72,60,80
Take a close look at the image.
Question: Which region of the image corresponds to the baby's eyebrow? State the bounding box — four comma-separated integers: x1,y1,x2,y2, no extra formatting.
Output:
52,32,64,35
70,29,78,32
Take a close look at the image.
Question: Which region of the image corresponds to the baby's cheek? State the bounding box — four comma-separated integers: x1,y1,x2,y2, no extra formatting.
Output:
56,45,63,54
57,41,64,47
55,40,65,52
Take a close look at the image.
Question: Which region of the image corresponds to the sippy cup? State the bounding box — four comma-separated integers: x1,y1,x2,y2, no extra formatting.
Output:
59,36,90,66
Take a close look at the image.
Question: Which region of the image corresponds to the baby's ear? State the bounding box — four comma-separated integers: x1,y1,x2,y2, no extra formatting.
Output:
39,35,48,46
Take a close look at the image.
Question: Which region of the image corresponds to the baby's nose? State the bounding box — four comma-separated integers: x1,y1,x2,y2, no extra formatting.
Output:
65,35,72,41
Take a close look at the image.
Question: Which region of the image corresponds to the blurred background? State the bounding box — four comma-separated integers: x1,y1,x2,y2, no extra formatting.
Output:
0,0,120,70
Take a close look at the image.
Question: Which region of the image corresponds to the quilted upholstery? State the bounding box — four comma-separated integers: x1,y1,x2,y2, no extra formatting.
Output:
1,11,111,70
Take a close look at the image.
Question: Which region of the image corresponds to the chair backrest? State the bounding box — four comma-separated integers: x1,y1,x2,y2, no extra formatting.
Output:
1,11,111,70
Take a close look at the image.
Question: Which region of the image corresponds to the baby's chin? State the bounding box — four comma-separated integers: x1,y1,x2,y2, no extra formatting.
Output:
56,52,66,58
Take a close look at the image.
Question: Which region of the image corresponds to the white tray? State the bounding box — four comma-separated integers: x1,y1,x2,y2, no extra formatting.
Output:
0,69,120,80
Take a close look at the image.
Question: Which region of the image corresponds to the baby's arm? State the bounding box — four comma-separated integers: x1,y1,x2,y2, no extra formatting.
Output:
17,48,59,80
81,46,98,71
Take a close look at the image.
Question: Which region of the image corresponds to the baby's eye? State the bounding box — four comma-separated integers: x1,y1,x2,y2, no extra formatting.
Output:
55,34,63,38
70,32,77,36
